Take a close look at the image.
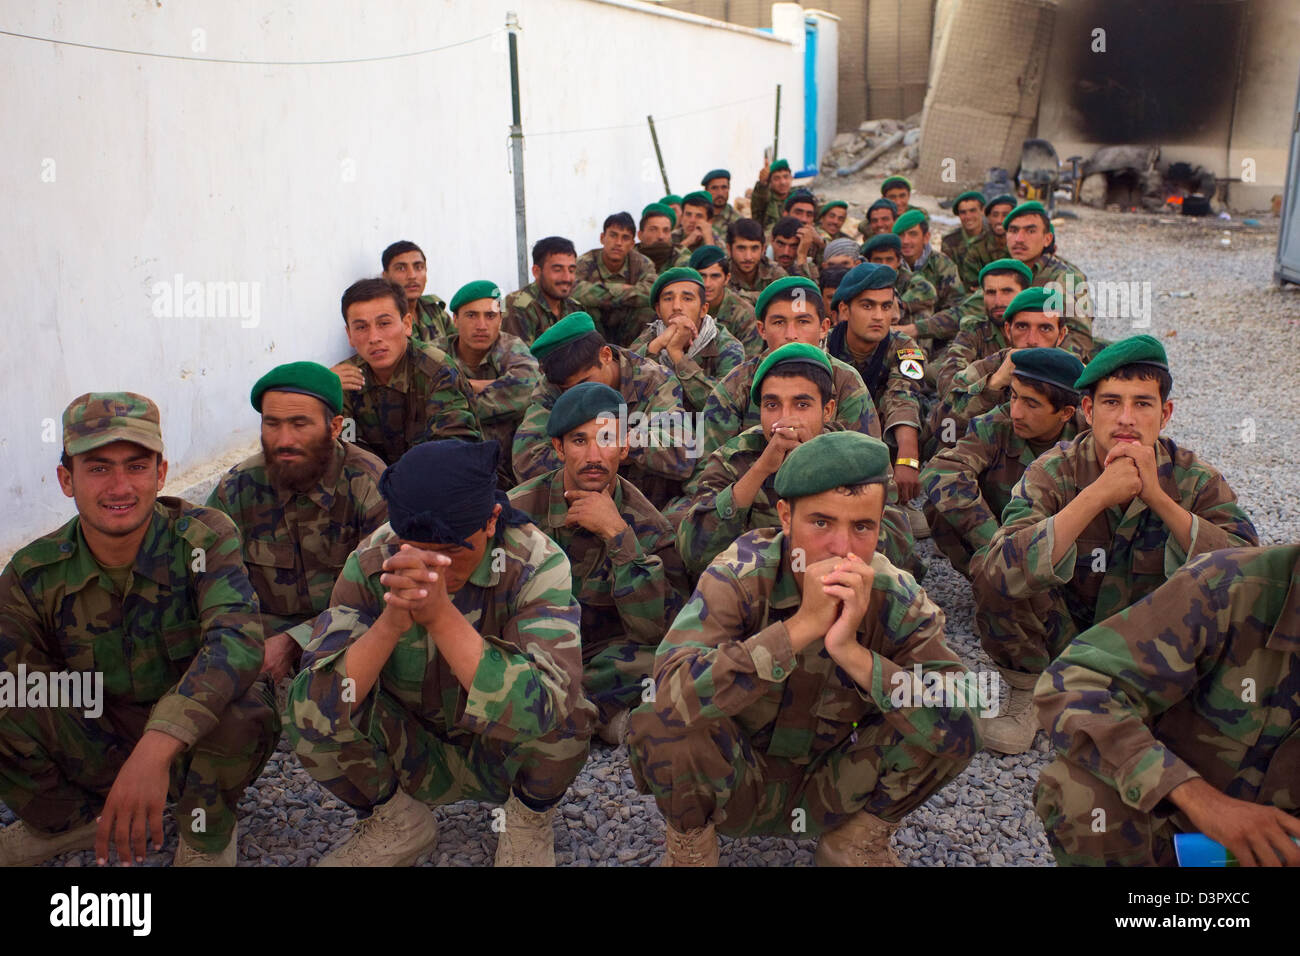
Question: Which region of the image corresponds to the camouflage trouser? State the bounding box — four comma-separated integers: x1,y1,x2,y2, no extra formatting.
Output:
627,706,967,836
923,500,976,578
584,639,655,729
973,581,1079,676
882,502,925,583
0,679,278,853
287,685,589,812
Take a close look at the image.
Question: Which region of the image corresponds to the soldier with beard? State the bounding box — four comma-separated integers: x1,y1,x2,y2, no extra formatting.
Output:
207,362,389,683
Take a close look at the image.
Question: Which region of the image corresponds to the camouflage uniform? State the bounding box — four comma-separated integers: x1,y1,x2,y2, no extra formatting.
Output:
911,247,965,314
512,347,695,512
970,432,1259,675
204,440,388,645
783,258,820,283
926,349,1011,444
894,264,937,326
748,180,791,236
629,319,747,412
920,406,1082,576
712,203,741,233
502,281,583,344
340,338,481,466
0,499,277,852
713,289,764,359
1034,545,1300,866
940,228,997,291
726,258,788,306
824,324,924,439
628,528,980,836
573,249,658,348
285,521,595,812
507,471,689,725
953,254,1094,360
437,330,540,488
411,294,453,344
635,242,691,274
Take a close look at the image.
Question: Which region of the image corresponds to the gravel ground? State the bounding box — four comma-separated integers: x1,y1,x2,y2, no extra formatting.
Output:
6,195,1297,867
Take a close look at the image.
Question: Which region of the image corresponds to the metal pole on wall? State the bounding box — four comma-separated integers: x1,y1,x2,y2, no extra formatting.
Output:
773,84,781,160
647,115,671,195
507,12,528,291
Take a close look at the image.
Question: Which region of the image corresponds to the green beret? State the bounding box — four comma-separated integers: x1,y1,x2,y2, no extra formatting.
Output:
892,209,928,235
641,202,676,228
650,267,705,306
530,312,598,361
769,158,790,174
984,193,1017,214
546,381,624,439
1010,348,1084,395
860,233,902,257
978,257,1033,287
818,200,848,218
868,198,898,216
251,361,343,416
1074,335,1170,391
881,175,912,194
774,431,892,499
688,245,726,271
449,280,502,314
661,194,683,207
701,168,730,185
784,188,816,210
1002,287,1058,324
1004,200,1053,234
831,262,897,309
682,190,713,209
952,190,986,210
750,343,833,404
755,275,821,321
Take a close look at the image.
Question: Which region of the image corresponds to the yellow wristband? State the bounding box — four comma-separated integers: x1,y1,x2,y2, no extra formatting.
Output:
895,457,921,469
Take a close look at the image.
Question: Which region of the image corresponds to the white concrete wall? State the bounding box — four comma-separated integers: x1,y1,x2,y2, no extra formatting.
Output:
808,10,839,152
0,0,803,555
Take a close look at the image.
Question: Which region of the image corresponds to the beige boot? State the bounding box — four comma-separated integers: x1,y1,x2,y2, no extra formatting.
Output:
815,811,903,867
905,504,931,540
317,788,439,867
981,667,1042,755
174,823,238,867
0,819,98,867
494,793,557,867
597,709,631,747
661,820,719,867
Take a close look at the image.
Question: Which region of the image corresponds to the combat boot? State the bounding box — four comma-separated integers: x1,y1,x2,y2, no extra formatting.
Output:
815,811,903,867
661,821,719,867
494,793,556,867
0,819,98,867
174,823,237,867
905,504,931,540
981,667,1042,755
598,709,631,747
317,788,438,867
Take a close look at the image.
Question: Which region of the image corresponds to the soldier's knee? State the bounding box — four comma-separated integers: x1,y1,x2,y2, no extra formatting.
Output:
200,678,279,756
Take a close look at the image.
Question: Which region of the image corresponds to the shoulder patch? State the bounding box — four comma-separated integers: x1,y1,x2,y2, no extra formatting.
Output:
896,348,926,362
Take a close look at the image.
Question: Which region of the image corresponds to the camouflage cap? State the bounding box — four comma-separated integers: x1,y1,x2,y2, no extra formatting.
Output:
774,431,891,499
62,392,164,457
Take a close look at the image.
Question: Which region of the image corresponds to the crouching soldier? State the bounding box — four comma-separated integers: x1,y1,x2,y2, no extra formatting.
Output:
629,431,980,866
0,393,278,867
286,440,595,867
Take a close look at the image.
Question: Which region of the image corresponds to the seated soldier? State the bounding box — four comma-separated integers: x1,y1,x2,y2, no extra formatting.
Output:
822,238,862,273
771,215,820,282
330,278,481,465
881,175,917,215
861,197,898,238
286,440,595,867
503,237,584,343
819,264,851,323
940,191,993,290
0,393,277,867
921,348,1084,577
629,267,745,412
438,281,540,488
931,259,1034,398
637,203,690,273
817,200,851,243
825,263,926,525
509,383,689,746
574,213,657,348
750,157,795,235
679,190,725,250
512,312,695,512
971,336,1259,755
629,431,981,866
381,240,451,343
660,194,684,225
928,285,1073,449
861,233,937,329
1034,544,1300,867
894,210,965,316
726,217,788,305
207,362,388,684
702,168,739,232
689,245,763,359
983,194,1016,258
